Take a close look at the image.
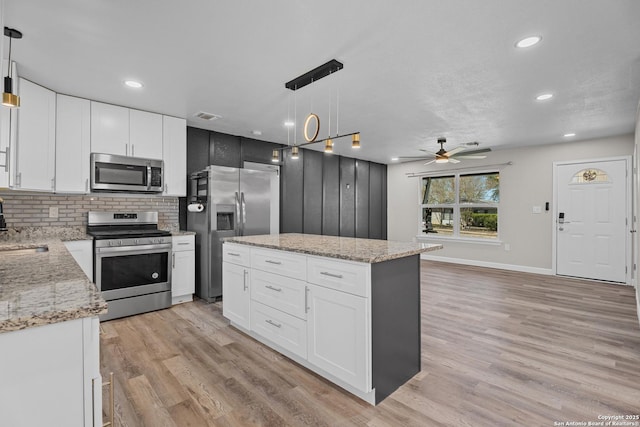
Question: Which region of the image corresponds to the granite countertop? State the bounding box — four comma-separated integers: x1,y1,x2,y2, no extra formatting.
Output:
0,238,107,334
225,233,443,263
172,230,196,236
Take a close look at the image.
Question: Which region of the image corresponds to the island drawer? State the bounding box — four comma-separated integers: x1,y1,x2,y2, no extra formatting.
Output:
251,248,307,280
251,271,306,319
223,243,251,267
251,301,307,359
307,256,369,297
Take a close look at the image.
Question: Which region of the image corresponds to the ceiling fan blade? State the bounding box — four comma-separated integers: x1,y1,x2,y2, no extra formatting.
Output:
444,146,465,157
448,158,461,164
456,155,487,159
453,147,491,156
397,156,433,160
423,159,436,165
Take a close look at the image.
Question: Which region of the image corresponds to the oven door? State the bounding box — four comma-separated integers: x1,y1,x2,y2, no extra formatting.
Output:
95,243,172,301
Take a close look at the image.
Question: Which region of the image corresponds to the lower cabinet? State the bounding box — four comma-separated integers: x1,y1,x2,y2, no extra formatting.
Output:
172,235,195,304
0,317,102,427
222,260,251,329
306,283,368,392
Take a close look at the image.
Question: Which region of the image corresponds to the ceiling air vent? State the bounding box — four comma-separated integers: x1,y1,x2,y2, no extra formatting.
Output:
194,111,222,121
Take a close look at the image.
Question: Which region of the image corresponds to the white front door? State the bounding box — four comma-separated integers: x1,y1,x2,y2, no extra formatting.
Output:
556,159,628,283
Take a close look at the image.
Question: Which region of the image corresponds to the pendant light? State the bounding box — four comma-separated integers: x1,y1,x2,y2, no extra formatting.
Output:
2,27,22,108
324,139,333,153
352,133,360,149
271,149,280,162
291,146,299,159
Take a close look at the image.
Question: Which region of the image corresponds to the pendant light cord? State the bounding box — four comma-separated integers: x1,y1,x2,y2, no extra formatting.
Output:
7,35,12,78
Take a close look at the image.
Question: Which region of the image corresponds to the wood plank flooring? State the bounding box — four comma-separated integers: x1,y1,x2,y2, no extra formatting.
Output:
100,261,640,426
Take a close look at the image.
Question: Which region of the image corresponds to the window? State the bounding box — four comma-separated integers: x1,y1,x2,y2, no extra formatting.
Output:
420,172,499,239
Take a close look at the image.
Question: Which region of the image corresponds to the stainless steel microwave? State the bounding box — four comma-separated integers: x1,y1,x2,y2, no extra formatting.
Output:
90,153,163,193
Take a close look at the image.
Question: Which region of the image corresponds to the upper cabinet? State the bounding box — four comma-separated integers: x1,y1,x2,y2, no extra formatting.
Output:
14,78,56,192
130,109,162,159
162,116,187,196
91,101,163,160
90,102,129,156
56,95,91,193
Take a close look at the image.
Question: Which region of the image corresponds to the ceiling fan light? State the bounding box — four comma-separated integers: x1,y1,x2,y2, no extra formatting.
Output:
435,157,448,164
291,146,299,159
271,149,280,162
352,133,360,149
324,139,333,153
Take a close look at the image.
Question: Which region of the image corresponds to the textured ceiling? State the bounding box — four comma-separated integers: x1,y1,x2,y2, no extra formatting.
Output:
3,0,640,164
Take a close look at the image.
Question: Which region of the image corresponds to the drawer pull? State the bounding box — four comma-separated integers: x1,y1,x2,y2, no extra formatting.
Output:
178,242,191,245
266,319,282,328
265,285,282,292
227,252,240,256
265,260,282,265
320,271,343,279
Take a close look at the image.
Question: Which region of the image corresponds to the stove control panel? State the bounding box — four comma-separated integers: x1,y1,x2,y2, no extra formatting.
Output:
95,236,172,248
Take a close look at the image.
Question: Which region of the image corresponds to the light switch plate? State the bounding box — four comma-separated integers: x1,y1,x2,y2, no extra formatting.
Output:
49,206,59,218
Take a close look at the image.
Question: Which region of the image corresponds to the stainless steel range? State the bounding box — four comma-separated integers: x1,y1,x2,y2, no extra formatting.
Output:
87,211,172,321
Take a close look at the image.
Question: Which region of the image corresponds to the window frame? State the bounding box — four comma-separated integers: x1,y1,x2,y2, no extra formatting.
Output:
418,170,500,242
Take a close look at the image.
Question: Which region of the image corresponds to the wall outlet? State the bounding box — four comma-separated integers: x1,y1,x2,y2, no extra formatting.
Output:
504,243,510,251
49,206,59,218
532,206,542,214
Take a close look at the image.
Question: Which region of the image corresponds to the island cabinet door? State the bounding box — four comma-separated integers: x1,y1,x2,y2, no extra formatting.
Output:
222,261,251,330
306,283,370,392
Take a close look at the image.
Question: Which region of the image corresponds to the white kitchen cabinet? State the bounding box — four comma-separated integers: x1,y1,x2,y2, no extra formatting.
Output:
64,239,94,280
162,115,187,196
172,234,195,304
251,301,308,359
130,109,162,159
56,95,91,193
222,256,251,330
0,61,17,188
90,101,129,156
306,282,369,392
14,78,56,191
0,317,102,427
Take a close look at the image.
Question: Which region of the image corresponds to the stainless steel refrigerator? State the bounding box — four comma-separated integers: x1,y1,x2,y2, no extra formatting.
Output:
187,164,279,302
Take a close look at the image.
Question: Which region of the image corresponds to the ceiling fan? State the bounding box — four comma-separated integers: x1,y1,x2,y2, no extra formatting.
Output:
398,138,491,165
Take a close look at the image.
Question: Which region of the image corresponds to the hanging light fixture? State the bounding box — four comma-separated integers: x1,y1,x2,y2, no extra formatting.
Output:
324,139,333,153
291,146,299,159
352,133,360,149
2,27,23,108
271,149,280,162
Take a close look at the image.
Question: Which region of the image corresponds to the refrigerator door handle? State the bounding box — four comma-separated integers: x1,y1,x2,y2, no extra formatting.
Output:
240,192,246,235
235,192,241,233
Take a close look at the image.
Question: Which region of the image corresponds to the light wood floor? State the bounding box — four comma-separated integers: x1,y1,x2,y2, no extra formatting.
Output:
100,261,640,426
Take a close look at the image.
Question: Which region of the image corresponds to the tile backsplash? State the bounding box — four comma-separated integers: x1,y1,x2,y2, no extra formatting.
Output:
0,191,179,231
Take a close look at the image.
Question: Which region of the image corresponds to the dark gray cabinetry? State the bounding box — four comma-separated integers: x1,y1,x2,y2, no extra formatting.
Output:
241,137,281,165
368,162,384,239
281,149,304,233
187,127,211,174
209,131,241,168
322,154,340,236
355,160,370,238
381,167,387,239
339,157,356,237
303,150,323,235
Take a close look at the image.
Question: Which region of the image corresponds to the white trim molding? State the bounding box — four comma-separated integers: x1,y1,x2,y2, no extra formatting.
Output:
420,253,553,276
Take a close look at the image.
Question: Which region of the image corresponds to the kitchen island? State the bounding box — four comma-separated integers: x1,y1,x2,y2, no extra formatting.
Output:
222,233,442,405
0,237,107,427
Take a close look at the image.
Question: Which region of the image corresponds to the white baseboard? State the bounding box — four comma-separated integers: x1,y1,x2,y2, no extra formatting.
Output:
420,253,553,276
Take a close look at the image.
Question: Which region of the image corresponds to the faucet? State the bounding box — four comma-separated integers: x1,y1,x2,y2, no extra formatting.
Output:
0,197,7,231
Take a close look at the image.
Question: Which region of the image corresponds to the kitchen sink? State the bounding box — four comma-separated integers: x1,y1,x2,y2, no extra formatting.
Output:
0,245,49,255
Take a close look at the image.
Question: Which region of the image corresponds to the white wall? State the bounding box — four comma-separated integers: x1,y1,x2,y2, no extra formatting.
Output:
388,134,634,271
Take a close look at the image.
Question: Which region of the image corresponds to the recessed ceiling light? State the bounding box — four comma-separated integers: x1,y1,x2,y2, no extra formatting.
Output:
391,157,399,161
251,130,262,136
124,80,143,89
536,93,553,101
516,36,542,48
284,121,295,127
564,133,576,137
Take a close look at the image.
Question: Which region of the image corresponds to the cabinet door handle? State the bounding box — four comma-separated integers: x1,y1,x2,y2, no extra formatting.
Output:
227,252,240,256
97,372,114,427
51,177,55,190
85,178,89,192
265,260,282,265
265,285,282,292
177,242,190,245
243,269,248,291
172,253,175,268
266,319,282,328
125,143,128,156
320,271,343,279
305,286,309,313
16,172,21,187
131,144,135,156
